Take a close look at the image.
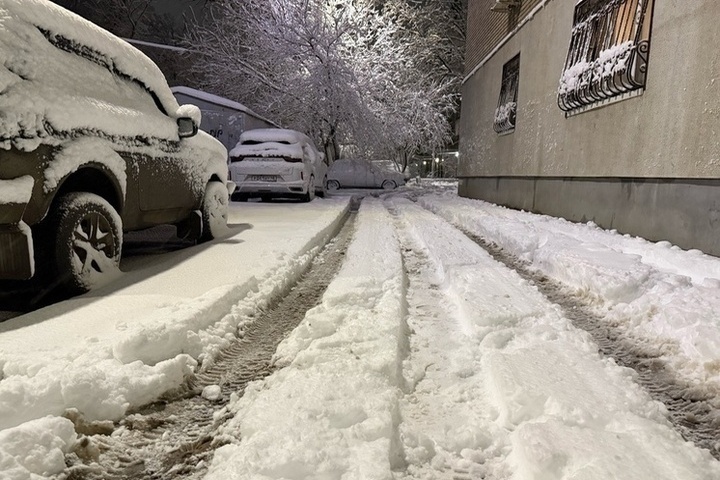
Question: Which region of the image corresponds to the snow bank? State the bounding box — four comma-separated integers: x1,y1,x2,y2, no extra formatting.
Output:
419,192,720,404
394,197,720,479
0,199,350,431
205,198,408,479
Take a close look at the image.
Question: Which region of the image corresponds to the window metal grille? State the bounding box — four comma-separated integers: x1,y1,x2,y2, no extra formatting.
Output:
494,54,520,134
557,0,654,114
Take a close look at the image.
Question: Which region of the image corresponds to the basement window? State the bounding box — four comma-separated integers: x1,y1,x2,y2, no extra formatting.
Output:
494,54,520,135
557,0,655,116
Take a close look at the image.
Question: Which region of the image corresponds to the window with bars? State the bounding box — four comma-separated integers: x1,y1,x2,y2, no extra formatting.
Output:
494,54,520,134
557,0,655,115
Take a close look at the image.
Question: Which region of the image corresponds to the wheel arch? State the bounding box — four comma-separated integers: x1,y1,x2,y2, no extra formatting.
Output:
46,165,124,220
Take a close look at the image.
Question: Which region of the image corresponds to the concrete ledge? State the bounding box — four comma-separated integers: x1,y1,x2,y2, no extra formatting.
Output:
458,176,720,256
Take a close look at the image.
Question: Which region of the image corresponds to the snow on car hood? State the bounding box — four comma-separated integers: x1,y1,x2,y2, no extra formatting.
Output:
0,0,186,151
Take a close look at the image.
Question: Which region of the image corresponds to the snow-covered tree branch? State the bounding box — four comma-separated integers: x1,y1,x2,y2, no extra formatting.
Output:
185,0,464,166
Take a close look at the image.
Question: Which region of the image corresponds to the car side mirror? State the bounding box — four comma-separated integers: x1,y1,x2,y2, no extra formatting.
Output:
177,117,198,138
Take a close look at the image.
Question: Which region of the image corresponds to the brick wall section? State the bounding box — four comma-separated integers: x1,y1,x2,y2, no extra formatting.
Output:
465,0,546,77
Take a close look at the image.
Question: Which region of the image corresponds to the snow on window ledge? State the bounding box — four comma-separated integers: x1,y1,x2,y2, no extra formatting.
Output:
557,0,654,115
494,102,517,134
558,41,634,96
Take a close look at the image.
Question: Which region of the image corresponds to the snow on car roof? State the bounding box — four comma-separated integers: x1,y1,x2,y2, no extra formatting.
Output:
3,0,180,116
238,128,310,146
0,0,184,149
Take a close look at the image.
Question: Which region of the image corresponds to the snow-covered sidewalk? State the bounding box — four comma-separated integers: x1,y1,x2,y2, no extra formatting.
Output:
0,198,351,476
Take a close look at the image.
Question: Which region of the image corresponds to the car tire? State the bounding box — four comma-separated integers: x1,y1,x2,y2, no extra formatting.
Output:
201,182,229,241
52,192,122,294
381,180,397,190
326,179,340,191
317,176,327,198
302,176,316,202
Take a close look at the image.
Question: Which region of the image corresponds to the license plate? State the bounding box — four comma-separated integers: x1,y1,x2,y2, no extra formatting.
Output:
249,175,277,182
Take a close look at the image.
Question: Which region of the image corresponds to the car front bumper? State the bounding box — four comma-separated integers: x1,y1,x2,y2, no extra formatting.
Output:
0,177,35,279
0,222,33,280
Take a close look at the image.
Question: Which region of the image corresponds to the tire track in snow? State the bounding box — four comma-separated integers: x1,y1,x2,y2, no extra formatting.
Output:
386,198,509,480
62,210,358,480
459,230,720,460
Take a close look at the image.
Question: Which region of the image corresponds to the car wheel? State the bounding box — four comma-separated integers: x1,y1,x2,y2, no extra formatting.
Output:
381,180,397,190
317,176,327,198
302,176,316,202
52,192,122,294
231,192,248,202
201,182,229,241
326,179,340,191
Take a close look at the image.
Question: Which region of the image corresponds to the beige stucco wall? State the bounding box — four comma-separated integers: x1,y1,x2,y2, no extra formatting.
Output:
459,0,720,179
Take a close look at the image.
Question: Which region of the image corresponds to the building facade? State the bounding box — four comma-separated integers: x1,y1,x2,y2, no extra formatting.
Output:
459,0,720,255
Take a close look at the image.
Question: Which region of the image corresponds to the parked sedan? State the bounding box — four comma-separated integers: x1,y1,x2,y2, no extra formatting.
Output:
228,129,328,202
326,159,406,190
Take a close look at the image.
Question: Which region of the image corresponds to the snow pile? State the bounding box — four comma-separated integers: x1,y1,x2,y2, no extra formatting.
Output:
0,416,76,479
205,198,407,479
419,193,720,395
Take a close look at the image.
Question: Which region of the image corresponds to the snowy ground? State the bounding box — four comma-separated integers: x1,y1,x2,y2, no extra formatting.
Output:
2,182,720,479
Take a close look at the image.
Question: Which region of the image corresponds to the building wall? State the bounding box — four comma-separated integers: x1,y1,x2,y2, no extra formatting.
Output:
464,0,544,76
459,0,720,255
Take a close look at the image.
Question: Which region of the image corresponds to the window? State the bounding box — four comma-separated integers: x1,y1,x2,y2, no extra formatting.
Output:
557,0,655,115
494,54,520,135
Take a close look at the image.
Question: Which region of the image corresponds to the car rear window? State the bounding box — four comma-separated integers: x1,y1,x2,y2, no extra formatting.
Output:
241,140,292,146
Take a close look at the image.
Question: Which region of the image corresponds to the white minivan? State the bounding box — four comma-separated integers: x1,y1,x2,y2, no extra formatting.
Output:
228,129,328,202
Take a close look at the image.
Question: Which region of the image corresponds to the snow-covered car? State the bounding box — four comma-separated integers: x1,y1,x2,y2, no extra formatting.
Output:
0,0,233,293
326,158,405,190
228,128,328,202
